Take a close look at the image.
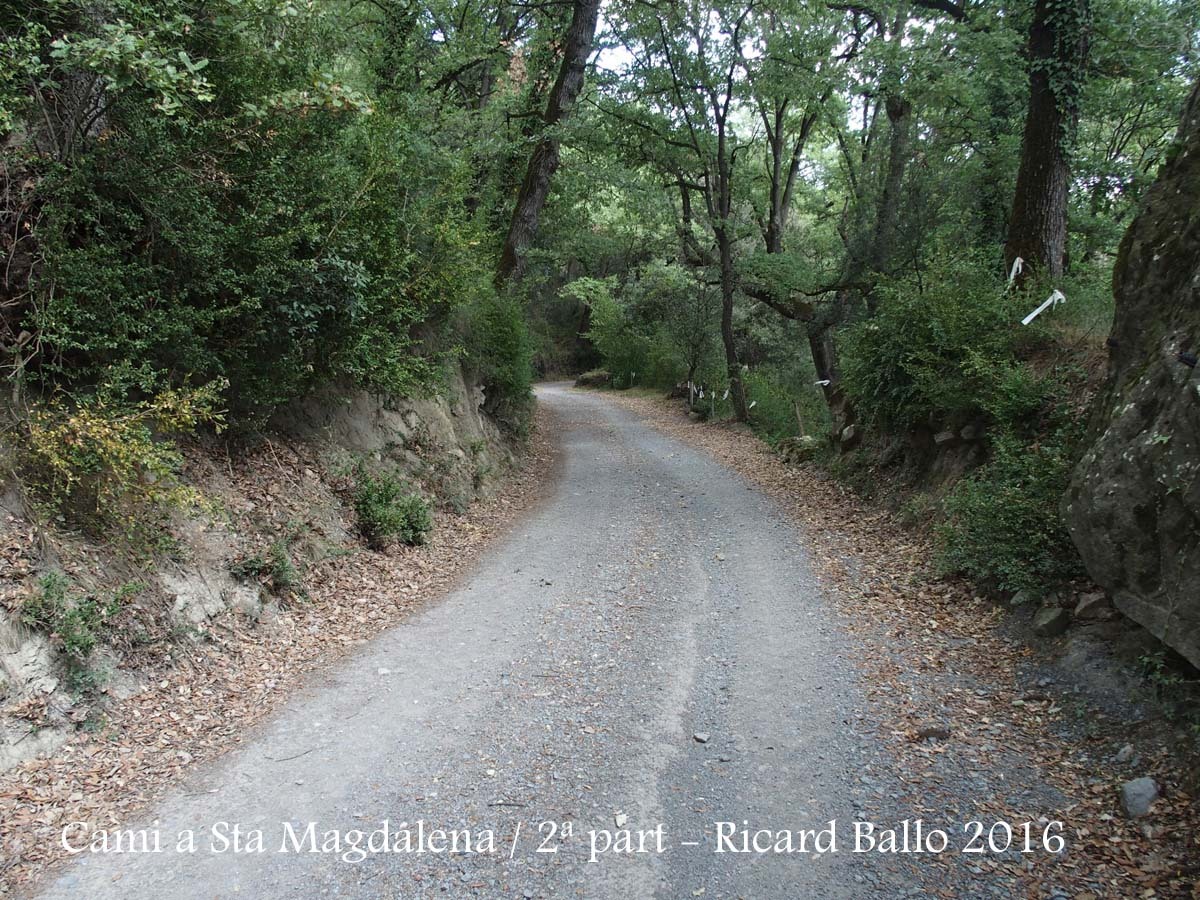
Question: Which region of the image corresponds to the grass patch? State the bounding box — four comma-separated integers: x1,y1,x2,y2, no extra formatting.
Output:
230,538,302,595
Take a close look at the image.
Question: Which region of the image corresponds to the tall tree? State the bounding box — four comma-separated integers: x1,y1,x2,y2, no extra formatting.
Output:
495,0,601,286
607,0,782,421
1004,0,1091,287
741,3,916,443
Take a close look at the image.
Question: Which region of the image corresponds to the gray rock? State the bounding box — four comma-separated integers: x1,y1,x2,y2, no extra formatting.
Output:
1119,777,1159,818
163,571,228,625
777,435,823,465
960,423,981,441
227,584,264,619
934,430,956,445
1032,606,1071,637
1114,744,1135,764
839,424,858,446
1062,101,1200,669
1010,589,1037,607
693,732,710,744
1074,591,1114,621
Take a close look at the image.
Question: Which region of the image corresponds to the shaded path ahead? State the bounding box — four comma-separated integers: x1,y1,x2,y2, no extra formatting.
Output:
40,385,949,899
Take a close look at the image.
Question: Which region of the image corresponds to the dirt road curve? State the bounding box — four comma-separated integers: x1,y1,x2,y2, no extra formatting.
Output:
38,385,1016,899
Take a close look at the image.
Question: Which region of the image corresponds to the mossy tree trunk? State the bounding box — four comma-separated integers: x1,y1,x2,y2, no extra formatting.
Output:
1003,0,1091,288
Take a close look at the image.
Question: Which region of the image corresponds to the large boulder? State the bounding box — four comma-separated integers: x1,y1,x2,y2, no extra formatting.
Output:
1064,81,1200,667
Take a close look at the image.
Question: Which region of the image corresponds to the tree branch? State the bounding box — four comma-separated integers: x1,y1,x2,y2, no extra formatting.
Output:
910,0,966,21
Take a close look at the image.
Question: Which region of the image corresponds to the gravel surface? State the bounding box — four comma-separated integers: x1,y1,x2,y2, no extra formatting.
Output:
29,385,1139,898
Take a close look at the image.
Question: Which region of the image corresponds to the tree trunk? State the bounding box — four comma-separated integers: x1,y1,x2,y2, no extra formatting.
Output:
1063,77,1200,667
806,308,855,444
869,94,913,278
809,90,909,439
495,0,600,287
716,224,749,422
750,92,854,439
711,103,748,424
763,106,818,255
763,103,787,255
1004,0,1090,288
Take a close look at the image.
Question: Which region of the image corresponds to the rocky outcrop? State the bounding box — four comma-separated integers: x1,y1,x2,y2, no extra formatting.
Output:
0,365,519,772
1064,79,1200,667
273,364,516,511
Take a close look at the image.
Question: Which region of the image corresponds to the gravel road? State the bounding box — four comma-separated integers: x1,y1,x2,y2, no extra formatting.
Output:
37,384,952,899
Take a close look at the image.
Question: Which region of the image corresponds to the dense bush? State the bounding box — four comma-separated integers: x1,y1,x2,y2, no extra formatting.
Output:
841,254,1048,432
8,0,533,435
572,265,723,392
31,102,467,424
743,363,831,446
938,430,1084,593
353,470,433,548
464,290,535,432
835,252,1092,594
573,277,651,387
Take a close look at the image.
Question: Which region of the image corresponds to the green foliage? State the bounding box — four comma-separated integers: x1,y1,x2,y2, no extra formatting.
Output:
353,469,432,548
0,23,47,132
10,0,524,434
1056,260,1117,338
464,290,535,431
21,573,139,687
938,430,1084,594
744,369,818,445
49,14,215,115
745,371,800,443
841,255,1049,432
573,277,644,385
570,266,720,391
629,261,719,386
32,101,448,422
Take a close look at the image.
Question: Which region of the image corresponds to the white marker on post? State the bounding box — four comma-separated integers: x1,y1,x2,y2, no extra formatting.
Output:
1021,289,1066,326
1007,256,1024,287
